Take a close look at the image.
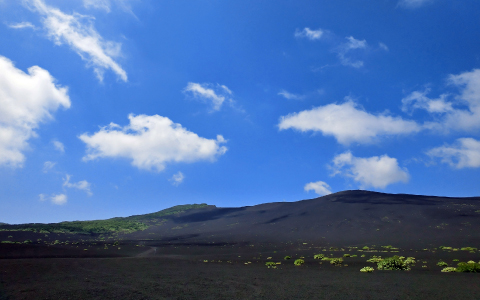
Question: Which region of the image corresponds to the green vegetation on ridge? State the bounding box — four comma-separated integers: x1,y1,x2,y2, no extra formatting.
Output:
0,203,210,234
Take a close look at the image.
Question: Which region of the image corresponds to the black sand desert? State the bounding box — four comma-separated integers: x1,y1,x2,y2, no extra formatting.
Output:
1,190,480,299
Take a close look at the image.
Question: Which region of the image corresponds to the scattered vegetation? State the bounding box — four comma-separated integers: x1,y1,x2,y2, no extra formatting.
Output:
330,258,343,266
265,262,277,268
294,259,304,266
284,256,291,260
441,267,457,272
377,256,415,271
437,261,448,267
314,254,325,260
360,267,374,273
456,261,480,273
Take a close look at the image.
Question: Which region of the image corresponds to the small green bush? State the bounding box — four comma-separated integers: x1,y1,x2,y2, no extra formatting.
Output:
441,267,457,272
330,258,343,266
265,262,277,268
377,256,411,271
456,261,480,273
294,259,304,266
314,254,325,259
367,256,383,263
343,254,350,257
360,266,374,273
437,261,448,267
284,256,291,260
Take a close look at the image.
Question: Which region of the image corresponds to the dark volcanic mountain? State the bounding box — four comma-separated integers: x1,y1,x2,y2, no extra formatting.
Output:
120,190,480,248
2,190,480,249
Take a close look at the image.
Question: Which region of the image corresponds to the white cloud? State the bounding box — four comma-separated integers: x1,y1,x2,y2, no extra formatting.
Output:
39,193,47,201
278,99,420,145
398,0,434,9
79,114,228,172
294,27,324,40
52,140,65,153
24,0,127,82
83,0,138,15
402,89,453,114
43,161,56,173
0,55,70,168
63,174,93,196
8,22,37,30
427,138,480,169
170,171,185,186
337,36,367,68
51,193,67,205
304,181,332,196
183,82,233,111
278,90,304,100
332,151,409,189
379,42,389,51
403,69,480,132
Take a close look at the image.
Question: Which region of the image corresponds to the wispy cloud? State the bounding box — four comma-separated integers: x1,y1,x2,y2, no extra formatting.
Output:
397,0,435,9
294,27,324,40
403,69,480,132
428,138,480,169
278,99,420,145
0,55,70,168
304,181,332,196
278,90,305,100
63,174,93,196
79,114,228,172
52,140,65,153
43,161,56,173
336,36,367,68
331,151,409,189
170,171,185,186
23,0,127,82
183,82,234,111
8,22,37,30
83,0,138,16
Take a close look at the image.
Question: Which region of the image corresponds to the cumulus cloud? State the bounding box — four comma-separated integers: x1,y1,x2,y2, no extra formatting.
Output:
183,82,233,111
51,193,67,205
0,55,70,168
79,114,228,171
427,138,480,169
294,27,324,40
63,174,93,196
52,140,65,153
278,90,304,100
403,69,480,132
43,161,56,173
8,22,37,30
278,99,420,145
398,0,434,9
170,171,185,186
304,181,332,196
331,151,409,189
24,0,127,82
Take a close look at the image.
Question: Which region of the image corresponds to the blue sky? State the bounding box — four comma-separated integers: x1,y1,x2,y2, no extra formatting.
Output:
1,0,480,224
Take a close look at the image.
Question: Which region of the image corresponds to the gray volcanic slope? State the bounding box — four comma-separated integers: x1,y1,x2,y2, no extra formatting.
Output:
124,190,480,248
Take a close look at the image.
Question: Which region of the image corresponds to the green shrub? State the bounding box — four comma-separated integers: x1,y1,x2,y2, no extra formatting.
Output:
23,240,32,244
460,247,477,251
362,246,370,250
437,261,448,267
377,256,411,271
343,254,350,257
294,259,305,266
456,261,480,272
441,267,457,272
265,262,277,268
366,256,383,263
360,266,374,273
314,254,325,259
330,258,343,266
284,256,291,260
